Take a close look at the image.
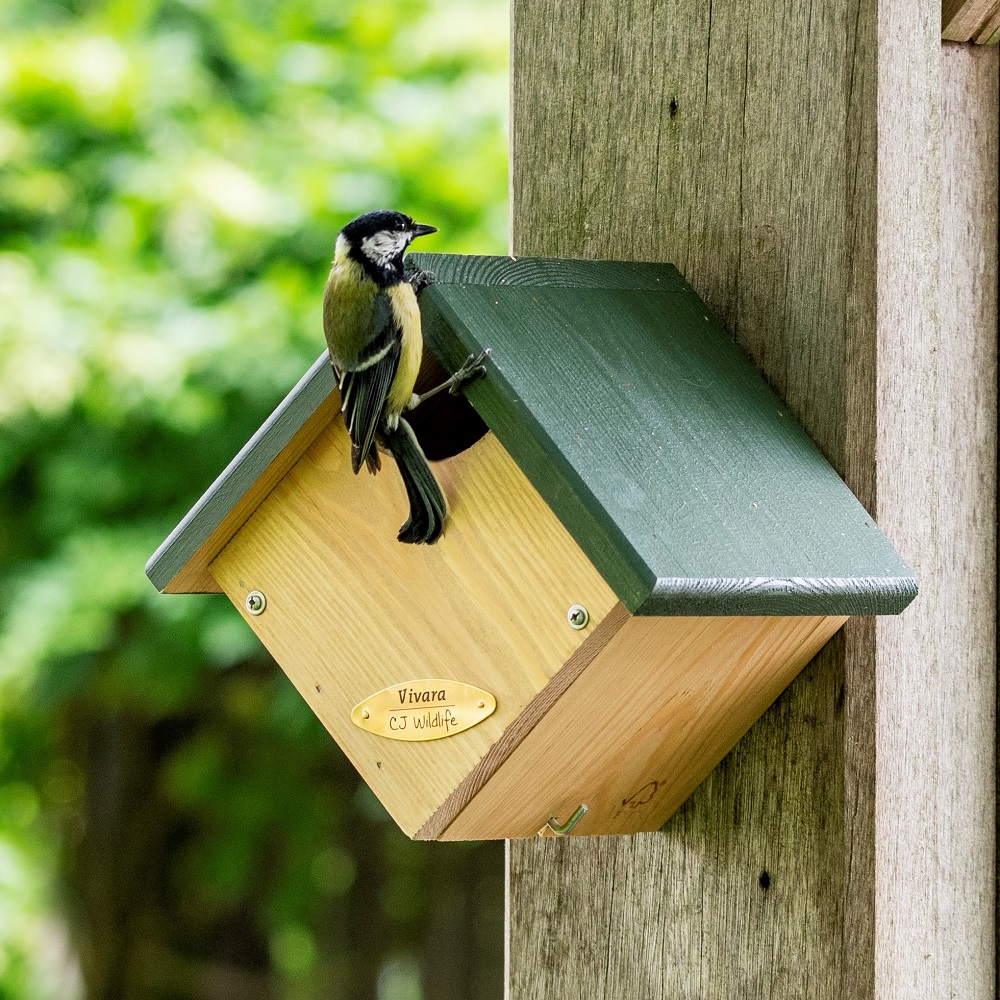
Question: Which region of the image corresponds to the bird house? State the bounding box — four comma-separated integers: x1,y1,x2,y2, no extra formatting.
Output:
147,254,916,841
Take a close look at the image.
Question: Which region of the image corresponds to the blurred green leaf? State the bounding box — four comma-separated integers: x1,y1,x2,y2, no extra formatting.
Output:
0,0,508,996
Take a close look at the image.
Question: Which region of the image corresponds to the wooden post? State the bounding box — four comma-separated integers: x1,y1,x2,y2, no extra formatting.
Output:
507,0,997,996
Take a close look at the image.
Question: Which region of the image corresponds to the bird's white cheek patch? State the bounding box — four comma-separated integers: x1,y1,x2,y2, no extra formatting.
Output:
361,231,409,265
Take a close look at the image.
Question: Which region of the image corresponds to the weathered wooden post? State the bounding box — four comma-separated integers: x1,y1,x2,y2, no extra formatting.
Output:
508,0,997,996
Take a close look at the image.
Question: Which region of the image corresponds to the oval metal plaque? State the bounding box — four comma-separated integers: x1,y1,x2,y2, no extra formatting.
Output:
351,679,496,742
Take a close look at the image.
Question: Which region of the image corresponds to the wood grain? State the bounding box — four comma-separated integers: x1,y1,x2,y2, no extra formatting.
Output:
440,614,846,840
871,41,997,1000
508,2,995,1000
508,0,864,993
942,0,1000,41
408,253,690,290
416,602,632,841
209,419,618,837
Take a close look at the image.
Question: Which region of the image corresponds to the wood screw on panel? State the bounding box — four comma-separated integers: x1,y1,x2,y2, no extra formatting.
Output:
245,590,266,615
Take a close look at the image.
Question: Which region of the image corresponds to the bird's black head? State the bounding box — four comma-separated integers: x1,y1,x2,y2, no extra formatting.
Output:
337,210,437,284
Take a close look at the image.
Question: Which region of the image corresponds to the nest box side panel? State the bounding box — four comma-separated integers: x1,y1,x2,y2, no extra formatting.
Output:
436,613,846,840
209,418,618,837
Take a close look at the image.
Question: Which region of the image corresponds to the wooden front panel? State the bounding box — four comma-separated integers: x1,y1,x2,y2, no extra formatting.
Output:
441,614,846,840
210,419,617,837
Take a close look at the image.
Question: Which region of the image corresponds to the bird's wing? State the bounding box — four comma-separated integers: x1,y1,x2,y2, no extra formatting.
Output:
339,292,401,474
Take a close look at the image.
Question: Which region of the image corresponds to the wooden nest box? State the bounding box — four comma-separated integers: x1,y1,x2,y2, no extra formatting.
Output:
147,255,916,841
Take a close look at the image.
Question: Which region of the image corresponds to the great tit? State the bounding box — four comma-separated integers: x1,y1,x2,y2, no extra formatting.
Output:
322,209,484,544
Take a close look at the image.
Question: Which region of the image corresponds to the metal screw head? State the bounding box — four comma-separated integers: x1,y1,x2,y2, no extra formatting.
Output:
567,604,589,629
245,590,266,615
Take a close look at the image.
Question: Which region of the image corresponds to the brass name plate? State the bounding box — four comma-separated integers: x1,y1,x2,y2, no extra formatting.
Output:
351,679,496,742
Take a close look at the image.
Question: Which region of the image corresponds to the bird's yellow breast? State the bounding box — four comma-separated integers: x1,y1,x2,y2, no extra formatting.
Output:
385,281,423,417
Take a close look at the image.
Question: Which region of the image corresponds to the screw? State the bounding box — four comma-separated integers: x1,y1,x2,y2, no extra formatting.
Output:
567,604,589,630
362,709,370,719
245,590,266,615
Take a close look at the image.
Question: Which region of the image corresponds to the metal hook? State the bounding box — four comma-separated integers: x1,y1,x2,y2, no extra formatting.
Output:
544,804,589,837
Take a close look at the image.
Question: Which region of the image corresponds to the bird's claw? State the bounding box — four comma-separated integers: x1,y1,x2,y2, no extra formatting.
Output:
448,349,490,394
408,269,436,295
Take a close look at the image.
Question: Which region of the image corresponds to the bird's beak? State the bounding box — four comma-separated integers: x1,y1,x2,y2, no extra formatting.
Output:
410,223,438,239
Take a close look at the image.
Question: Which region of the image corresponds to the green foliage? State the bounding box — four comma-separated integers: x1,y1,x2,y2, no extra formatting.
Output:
0,1,507,996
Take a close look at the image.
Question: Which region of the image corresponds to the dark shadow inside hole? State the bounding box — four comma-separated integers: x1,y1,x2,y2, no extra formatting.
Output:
406,349,490,461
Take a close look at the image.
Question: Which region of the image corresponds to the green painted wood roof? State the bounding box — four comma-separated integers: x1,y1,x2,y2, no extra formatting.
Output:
411,253,916,616
148,253,916,617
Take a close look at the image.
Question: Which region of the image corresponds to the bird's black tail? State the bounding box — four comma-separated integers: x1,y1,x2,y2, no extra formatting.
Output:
379,418,448,544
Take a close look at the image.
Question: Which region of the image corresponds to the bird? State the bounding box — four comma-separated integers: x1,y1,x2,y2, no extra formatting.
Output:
322,209,486,544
